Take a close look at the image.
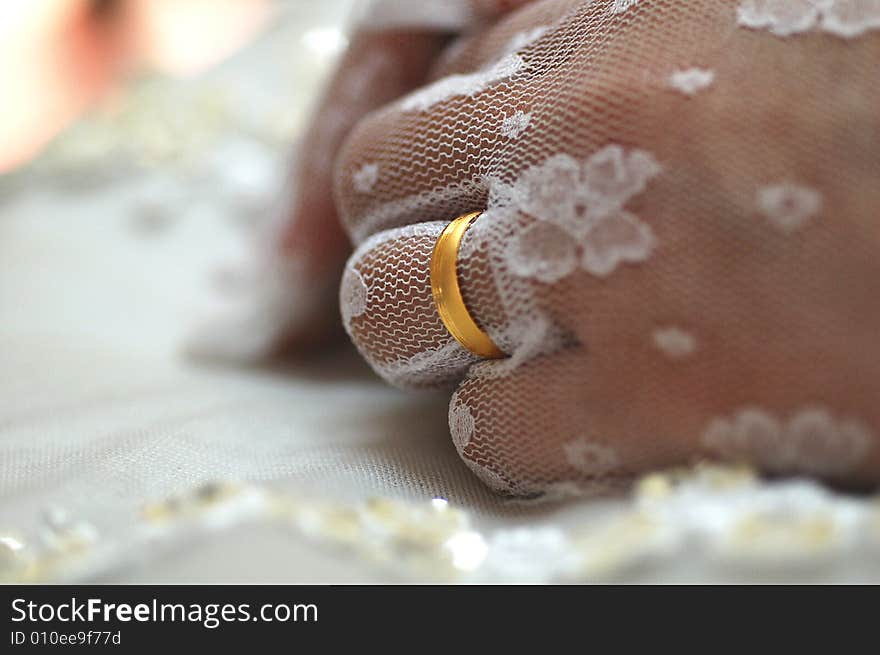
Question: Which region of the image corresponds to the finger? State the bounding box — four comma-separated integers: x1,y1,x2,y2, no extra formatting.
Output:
448,348,646,496
454,333,880,497
281,0,550,282
335,0,578,244
195,1,549,362
341,221,479,389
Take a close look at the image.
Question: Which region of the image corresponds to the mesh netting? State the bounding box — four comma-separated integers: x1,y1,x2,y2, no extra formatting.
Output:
333,0,880,495
187,0,880,496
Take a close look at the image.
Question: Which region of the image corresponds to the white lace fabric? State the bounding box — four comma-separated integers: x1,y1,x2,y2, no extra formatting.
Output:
335,0,880,495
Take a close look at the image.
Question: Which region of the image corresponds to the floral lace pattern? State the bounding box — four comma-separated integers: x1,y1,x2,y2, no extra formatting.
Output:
509,146,661,280
612,0,645,15
352,163,379,194
500,110,532,140
449,393,476,451
652,327,697,359
505,221,577,283
580,210,656,277
668,68,716,96
756,183,823,234
563,438,621,476
703,407,873,477
737,0,880,38
339,265,368,328
823,0,880,37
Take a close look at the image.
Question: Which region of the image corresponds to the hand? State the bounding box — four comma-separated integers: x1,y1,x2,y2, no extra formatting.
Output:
221,0,880,495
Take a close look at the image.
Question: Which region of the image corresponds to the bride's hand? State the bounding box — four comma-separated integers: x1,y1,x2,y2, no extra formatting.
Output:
338,0,880,495
209,0,880,495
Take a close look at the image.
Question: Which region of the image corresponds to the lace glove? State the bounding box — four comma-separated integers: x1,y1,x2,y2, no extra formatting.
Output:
339,0,880,496
208,0,880,496
187,0,530,360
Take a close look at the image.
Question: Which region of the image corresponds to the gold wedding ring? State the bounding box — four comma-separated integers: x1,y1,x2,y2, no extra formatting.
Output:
430,211,505,359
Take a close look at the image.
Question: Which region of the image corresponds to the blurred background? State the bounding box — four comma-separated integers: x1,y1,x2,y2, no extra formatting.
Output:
2,0,879,584
0,0,353,359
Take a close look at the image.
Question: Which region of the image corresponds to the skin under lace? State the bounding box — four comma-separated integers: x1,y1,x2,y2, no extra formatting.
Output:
200,0,880,496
